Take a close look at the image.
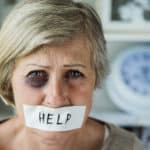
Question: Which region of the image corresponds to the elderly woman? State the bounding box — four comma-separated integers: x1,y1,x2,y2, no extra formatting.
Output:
0,0,144,150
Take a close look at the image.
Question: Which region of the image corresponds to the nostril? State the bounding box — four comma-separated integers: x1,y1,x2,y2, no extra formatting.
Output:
43,96,70,108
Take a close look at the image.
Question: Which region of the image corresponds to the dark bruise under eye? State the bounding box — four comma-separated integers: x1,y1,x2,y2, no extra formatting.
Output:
26,70,48,87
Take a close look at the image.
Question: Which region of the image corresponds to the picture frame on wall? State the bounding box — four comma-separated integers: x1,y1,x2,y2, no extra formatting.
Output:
100,0,150,32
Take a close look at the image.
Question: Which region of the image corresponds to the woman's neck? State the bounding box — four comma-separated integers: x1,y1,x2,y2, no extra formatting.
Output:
3,118,104,150
19,118,104,150
21,127,79,150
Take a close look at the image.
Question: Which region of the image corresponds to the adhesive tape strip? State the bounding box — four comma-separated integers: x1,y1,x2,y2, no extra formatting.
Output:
23,104,86,132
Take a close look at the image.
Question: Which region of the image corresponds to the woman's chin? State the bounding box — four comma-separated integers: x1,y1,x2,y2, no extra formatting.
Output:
27,127,79,143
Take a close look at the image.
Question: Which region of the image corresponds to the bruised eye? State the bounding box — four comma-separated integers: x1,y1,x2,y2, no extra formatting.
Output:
64,70,84,80
26,70,48,88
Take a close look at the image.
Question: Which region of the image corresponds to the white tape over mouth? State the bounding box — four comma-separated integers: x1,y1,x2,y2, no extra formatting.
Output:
23,104,86,132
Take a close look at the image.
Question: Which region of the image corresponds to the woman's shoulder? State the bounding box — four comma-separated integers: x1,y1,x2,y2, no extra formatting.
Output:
103,123,145,150
0,117,20,149
0,119,11,149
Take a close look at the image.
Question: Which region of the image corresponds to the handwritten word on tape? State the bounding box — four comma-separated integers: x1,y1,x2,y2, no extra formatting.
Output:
23,104,86,131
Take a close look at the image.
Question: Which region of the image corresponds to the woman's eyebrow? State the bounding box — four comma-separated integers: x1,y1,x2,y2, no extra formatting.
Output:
26,64,50,69
63,64,87,68
26,64,87,68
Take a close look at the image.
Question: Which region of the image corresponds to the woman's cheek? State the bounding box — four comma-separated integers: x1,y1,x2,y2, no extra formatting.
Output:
69,81,93,106
14,83,43,105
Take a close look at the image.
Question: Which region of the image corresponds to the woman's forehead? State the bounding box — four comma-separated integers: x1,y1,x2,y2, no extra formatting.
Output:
15,36,92,68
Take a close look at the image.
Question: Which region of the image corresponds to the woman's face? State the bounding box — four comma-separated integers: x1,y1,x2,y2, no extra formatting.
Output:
11,36,96,124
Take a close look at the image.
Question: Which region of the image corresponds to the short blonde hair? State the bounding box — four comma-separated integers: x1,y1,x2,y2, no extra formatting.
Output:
0,0,108,105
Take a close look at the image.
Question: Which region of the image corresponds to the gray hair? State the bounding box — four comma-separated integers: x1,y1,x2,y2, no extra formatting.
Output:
0,0,108,104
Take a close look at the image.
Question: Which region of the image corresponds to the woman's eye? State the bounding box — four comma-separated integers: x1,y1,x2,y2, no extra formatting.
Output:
26,70,48,88
65,70,84,80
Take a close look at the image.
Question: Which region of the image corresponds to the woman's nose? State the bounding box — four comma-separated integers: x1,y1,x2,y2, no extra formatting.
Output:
43,78,69,108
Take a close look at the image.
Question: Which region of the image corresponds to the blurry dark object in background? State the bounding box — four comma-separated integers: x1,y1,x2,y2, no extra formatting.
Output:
5,0,17,5
144,10,150,20
111,0,150,22
111,0,128,21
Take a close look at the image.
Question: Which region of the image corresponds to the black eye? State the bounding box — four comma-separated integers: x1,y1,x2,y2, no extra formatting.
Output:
26,70,48,88
64,70,84,80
